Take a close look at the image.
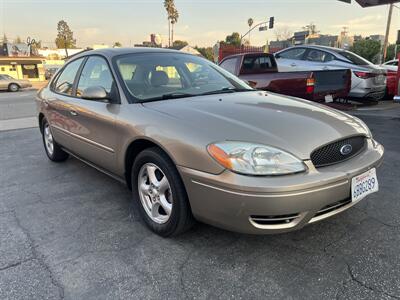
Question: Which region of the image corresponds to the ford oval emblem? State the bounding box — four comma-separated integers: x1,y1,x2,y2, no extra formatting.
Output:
340,144,353,156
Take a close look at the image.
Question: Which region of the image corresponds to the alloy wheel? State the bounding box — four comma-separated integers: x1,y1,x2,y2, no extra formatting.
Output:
138,163,173,224
44,123,54,156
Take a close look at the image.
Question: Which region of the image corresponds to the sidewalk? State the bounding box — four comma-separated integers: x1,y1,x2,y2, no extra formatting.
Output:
30,81,48,90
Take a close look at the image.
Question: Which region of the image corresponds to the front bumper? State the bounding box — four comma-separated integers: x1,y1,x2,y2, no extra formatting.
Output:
179,139,384,234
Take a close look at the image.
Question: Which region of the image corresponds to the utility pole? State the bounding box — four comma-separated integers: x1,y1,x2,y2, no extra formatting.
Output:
64,35,68,58
383,3,394,62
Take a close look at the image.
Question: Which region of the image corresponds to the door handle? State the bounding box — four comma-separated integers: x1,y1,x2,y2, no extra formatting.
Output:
323,67,329,70
69,110,78,116
290,63,297,67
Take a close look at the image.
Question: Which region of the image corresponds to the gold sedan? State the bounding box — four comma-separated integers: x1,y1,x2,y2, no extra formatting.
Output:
0,74,32,92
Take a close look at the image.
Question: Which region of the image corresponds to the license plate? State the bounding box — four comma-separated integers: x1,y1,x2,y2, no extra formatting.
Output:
351,168,379,202
325,95,334,103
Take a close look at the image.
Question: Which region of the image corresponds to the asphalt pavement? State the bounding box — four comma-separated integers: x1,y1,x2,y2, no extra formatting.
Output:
0,92,400,299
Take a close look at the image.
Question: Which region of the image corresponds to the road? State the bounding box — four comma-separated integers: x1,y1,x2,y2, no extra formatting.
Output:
0,97,399,298
0,90,38,131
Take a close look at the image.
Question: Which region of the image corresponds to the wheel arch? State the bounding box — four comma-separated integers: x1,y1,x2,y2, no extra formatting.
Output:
124,137,178,190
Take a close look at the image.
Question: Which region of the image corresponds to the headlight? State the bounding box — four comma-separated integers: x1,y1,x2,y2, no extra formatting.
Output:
207,141,306,176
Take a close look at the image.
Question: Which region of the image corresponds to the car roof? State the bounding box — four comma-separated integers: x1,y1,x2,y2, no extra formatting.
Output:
279,44,344,54
69,47,186,60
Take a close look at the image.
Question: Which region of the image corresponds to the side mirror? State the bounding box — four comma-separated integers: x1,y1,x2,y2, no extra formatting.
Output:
81,86,109,101
275,53,281,59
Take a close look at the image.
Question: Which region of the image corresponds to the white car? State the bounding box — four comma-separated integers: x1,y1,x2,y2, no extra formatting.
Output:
382,59,398,72
275,45,387,100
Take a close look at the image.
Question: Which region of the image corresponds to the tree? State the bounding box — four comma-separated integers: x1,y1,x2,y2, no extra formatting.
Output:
172,40,188,49
223,32,241,47
2,34,7,43
55,20,76,49
170,7,179,46
385,44,400,62
164,0,175,47
247,18,254,45
351,39,381,63
195,46,214,61
274,26,293,41
113,41,122,48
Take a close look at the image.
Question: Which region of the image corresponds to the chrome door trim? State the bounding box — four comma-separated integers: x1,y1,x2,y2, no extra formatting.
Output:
51,124,115,154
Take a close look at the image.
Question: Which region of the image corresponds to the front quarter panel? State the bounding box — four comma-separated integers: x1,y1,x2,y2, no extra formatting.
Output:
115,104,225,177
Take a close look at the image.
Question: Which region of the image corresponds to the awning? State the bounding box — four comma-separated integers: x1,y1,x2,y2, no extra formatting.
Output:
0,58,43,65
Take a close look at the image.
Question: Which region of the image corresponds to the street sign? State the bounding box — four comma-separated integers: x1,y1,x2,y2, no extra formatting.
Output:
259,26,268,31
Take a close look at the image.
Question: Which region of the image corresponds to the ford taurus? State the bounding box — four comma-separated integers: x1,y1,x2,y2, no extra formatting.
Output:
36,48,384,236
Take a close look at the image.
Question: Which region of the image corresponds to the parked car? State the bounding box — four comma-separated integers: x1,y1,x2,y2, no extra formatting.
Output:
0,74,32,92
37,48,384,236
382,59,398,72
45,67,61,80
219,52,351,102
275,45,387,100
380,59,398,99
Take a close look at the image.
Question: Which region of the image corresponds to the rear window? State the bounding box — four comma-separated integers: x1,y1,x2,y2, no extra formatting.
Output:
219,57,238,74
241,55,276,74
336,51,372,66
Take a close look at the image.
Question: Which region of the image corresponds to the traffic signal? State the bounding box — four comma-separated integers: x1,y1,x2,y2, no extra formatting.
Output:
269,17,275,29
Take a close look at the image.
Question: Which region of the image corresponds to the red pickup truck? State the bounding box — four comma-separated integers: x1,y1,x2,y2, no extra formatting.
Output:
219,52,351,102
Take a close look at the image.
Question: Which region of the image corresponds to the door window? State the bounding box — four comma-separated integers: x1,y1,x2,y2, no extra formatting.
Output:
220,58,238,74
278,48,306,60
77,56,115,97
305,50,334,62
53,58,84,95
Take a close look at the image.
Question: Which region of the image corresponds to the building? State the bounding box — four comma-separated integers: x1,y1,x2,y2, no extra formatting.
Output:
369,34,385,44
0,42,45,81
307,34,339,47
171,45,202,56
0,57,45,81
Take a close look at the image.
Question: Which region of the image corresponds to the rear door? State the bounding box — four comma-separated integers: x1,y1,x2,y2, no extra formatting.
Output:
303,49,336,70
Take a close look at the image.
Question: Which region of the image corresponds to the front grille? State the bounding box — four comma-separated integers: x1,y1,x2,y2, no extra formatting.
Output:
310,136,366,168
250,213,300,226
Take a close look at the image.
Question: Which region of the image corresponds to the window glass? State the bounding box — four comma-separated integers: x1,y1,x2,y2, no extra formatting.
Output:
115,53,252,101
54,58,84,95
242,56,274,73
279,48,306,60
305,50,334,63
334,50,372,66
77,56,114,97
219,58,238,74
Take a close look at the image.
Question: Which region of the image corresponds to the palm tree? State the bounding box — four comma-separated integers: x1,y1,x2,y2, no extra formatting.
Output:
247,18,254,45
170,7,179,46
164,0,174,47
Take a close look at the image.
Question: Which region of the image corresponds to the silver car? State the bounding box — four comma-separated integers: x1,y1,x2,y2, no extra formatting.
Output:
36,48,384,236
275,45,387,100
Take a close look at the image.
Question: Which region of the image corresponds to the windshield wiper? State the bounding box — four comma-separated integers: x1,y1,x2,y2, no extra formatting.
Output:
143,92,196,102
201,87,254,96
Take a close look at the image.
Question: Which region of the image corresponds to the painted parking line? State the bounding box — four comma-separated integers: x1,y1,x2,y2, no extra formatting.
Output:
0,117,38,131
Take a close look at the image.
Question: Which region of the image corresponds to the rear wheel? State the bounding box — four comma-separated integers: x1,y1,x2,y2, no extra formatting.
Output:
41,118,69,162
8,83,19,92
132,148,195,237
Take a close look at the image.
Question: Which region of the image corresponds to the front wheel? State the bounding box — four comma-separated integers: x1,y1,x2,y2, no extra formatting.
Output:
8,83,19,92
41,118,69,162
132,148,195,237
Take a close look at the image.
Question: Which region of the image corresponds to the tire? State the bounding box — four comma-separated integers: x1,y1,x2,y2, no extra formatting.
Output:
132,147,195,237
41,118,69,162
8,83,19,92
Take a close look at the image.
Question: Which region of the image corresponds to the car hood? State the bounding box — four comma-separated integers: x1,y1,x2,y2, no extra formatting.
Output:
143,91,369,159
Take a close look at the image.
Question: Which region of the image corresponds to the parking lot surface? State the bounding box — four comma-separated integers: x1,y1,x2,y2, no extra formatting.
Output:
1,105,400,299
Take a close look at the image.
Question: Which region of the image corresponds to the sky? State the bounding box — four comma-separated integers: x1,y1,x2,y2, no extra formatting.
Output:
0,0,399,48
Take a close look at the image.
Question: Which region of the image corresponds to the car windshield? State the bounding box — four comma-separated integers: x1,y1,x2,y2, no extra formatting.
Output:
114,52,253,102
335,50,372,66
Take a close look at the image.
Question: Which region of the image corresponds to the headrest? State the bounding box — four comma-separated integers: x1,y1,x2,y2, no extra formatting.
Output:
150,71,169,87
